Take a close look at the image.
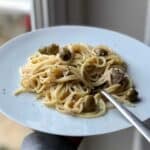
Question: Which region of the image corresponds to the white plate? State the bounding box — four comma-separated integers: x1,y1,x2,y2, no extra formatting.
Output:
0,26,150,136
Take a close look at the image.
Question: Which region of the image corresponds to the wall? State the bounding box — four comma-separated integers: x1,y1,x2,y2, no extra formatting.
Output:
87,0,148,42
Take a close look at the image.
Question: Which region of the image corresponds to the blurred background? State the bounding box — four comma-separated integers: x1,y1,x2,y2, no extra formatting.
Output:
0,1,31,150
0,0,149,149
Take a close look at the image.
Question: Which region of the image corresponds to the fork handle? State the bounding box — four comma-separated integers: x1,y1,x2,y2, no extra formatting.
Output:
101,90,150,143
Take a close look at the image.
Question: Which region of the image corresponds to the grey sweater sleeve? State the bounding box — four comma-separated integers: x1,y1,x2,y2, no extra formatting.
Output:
21,132,78,150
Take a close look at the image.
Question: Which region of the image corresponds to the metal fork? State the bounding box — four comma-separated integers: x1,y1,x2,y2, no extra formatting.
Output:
101,90,150,143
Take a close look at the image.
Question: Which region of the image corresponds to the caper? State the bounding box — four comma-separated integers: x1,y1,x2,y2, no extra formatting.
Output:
111,64,127,72
59,47,72,61
38,44,59,55
127,89,139,103
83,95,96,112
119,77,129,89
95,48,108,56
111,68,125,84
38,47,47,54
100,49,108,56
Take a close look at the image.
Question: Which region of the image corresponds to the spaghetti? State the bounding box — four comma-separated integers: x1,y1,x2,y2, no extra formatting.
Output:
15,43,138,118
